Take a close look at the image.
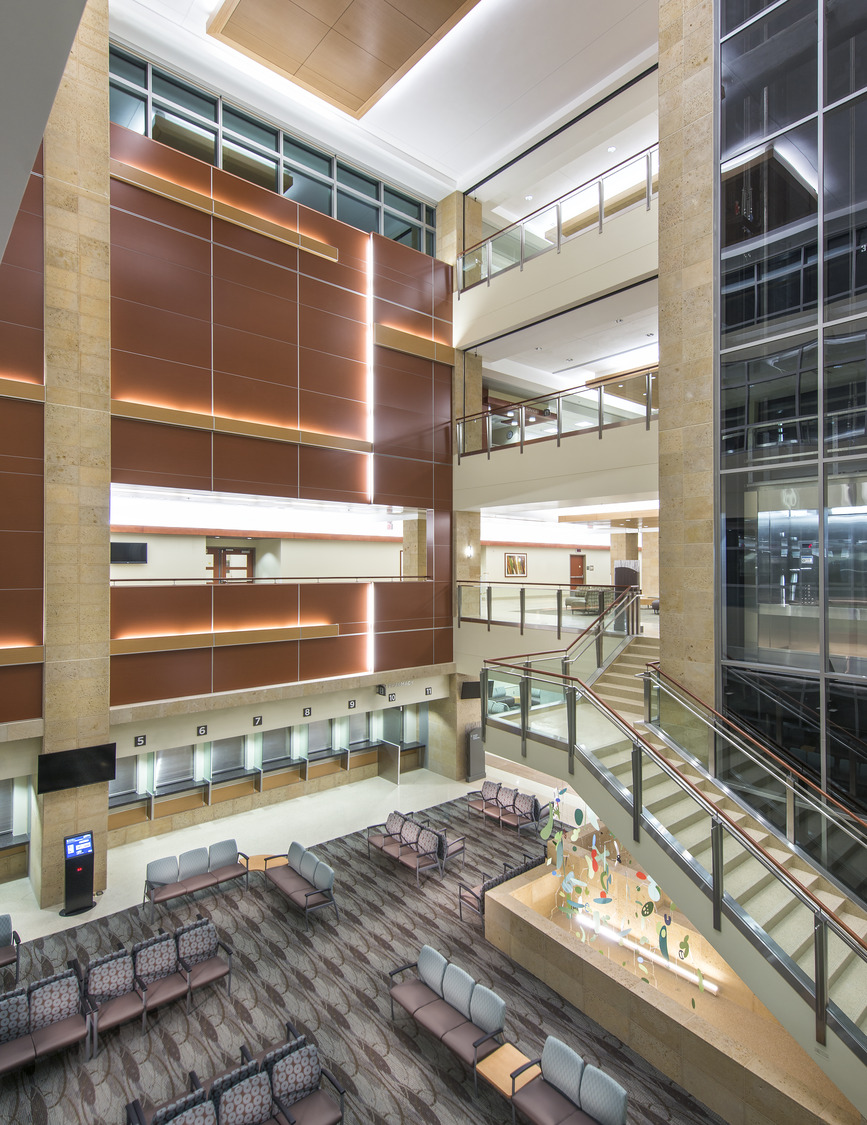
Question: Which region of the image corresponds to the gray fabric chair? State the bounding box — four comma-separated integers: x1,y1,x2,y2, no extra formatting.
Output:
208,839,249,888
0,915,21,986
177,847,218,894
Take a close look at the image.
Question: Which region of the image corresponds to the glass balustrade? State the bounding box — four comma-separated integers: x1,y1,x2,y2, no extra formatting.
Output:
458,144,658,292
826,927,865,1037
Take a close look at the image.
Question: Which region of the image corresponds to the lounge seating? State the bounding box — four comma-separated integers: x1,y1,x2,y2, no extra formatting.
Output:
176,917,232,1009
81,947,144,1058
367,811,465,885
0,914,21,986
264,842,339,931
510,1035,627,1125
127,1025,344,1125
0,967,89,1077
458,854,546,922
143,839,249,919
467,780,501,817
389,945,506,1093
132,932,191,1032
563,587,616,616
485,785,518,826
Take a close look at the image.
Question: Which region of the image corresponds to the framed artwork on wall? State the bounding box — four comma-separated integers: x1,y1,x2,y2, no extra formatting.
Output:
504,552,527,577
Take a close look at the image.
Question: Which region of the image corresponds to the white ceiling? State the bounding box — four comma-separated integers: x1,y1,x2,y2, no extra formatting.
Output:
109,0,658,201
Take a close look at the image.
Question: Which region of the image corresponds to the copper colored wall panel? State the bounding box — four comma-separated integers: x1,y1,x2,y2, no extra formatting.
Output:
213,325,298,389
375,404,435,461
0,589,42,646
373,299,433,340
297,208,368,270
111,180,212,239
0,473,43,534
112,418,213,491
212,243,296,295
0,173,43,386
372,234,433,310
299,252,367,297
298,389,366,441
111,585,212,640
0,531,43,588
212,583,300,632
213,431,299,498
373,454,433,508
0,398,44,470
300,583,366,631
0,324,44,384
110,123,213,195
213,371,299,430
213,277,298,343
432,580,452,629
212,218,299,271
374,582,434,630
0,263,44,330
110,649,212,706
299,274,366,323
212,640,299,692
112,299,211,371
298,306,366,364
299,633,365,681
212,168,300,229
298,349,365,400
0,664,43,723
433,626,453,664
374,628,434,672
112,245,212,321
298,445,367,504
19,173,43,218
112,352,213,415
2,210,43,273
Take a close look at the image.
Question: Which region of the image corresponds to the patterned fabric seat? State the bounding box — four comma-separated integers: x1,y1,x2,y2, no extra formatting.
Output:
398,827,441,887
127,1085,217,1125
133,933,189,1031
458,854,546,922
0,987,33,1075
500,791,537,831
366,811,406,859
467,779,500,816
85,948,143,1057
176,918,232,1008
485,785,518,824
28,969,88,1060
270,1043,344,1125
0,915,21,986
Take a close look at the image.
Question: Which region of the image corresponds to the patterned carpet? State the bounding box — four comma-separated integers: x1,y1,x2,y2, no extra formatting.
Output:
0,800,727,1125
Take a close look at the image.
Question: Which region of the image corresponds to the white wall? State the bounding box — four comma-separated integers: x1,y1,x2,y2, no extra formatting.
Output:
481,544,610,585
110,533,209,582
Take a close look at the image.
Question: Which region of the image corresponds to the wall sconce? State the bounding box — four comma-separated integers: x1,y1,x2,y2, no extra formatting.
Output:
464,545,474,558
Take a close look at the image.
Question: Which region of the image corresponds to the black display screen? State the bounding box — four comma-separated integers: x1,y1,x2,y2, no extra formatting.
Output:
37,744,117,795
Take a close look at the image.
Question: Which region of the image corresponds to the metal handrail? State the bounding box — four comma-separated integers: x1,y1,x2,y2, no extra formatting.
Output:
483,655,867,965
645,662,867,837
109,574,430,585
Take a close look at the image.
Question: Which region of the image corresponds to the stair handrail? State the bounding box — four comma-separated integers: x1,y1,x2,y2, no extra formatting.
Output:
644,661,867,837
456,370,657,428
484,656,867,965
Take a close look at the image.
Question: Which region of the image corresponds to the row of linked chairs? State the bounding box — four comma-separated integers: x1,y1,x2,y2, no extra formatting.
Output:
467,781,551,835
126,1020,344,1125
0,913,21,987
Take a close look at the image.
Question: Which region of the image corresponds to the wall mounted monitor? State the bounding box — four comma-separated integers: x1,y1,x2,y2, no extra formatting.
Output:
64,831,94,860
111,542,147,563
460,680,482,699
37,743,117,795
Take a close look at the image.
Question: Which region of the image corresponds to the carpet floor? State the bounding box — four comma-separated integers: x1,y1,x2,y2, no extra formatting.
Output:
0,799,727,1125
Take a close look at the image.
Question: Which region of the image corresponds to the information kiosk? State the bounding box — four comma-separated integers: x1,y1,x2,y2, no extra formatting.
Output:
61,831,96,917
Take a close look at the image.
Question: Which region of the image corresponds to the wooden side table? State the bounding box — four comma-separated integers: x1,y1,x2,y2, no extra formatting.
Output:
476,1041,540,1099
247,854,287,873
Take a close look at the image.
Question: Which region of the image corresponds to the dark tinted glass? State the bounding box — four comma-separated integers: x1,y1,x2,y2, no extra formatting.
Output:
826,0,867,105
337,163,378,199
384,212,422,250
425,205,436,227
826,458,867,675
282,167,332,215
721,0,817,160
110,47,146,87
826,682,867,809
109,85,146,134
824,93,867,321
384,187,421,220
151,109,217,164
721,335,818,465
721,122,818,346
426,230,436,257
722,0,779,36
825,320,867,452
223,106,277,150
337,189,379,233
284,137,332,177
222,140,278,189
153,70,217,121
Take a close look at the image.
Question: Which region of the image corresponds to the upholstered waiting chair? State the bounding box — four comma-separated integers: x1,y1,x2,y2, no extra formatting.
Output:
143,856,185,920
176,918,232,1011
0,915,21,986
207,839,249,889
84,948,144,1058
467,780,500,817
269,1043,344,1125
132,933,189,1033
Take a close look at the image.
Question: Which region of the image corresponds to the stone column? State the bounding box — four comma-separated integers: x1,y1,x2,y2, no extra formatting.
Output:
31,0,112,908
401,513,427,577
455,510,481,617
640,530,659,599
657,0,715,699
609,531,639,583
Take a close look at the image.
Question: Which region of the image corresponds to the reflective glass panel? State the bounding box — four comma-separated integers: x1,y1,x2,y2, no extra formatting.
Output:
722,666,822,774
522,206,558,260
336,189,379,233
489,227,521,276
337,163,378,199
110,85,146,134
720,0,817,161
153,71,217,121
283,137,332,177
223,106,277,150
425,205,436,227
826,682,867,811
720,334,818,466
109,757,137,797
825,319,867,453
282,167,332,215
426,230,436,257
824,93,867,321
109,47,146,87
151,109,216,164
222,140,278,190
827,459,867,676
721,122,818,347
722,468,820,668
383,212,422,250
826,0,867,106
722,0,779,37
560,183,600,241
384,186,421,220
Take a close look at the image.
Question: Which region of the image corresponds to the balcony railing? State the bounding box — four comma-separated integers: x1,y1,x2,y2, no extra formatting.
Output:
458,580,632,641
457,145,659,293
456,368,657,460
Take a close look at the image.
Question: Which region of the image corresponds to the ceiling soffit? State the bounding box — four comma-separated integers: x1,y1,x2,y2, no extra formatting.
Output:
208,0,483,118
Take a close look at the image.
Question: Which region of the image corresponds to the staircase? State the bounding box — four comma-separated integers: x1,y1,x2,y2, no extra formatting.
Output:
484,632,867,1113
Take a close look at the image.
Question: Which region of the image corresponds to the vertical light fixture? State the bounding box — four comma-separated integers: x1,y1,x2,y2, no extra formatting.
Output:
366,235,375,502
366,581,375,672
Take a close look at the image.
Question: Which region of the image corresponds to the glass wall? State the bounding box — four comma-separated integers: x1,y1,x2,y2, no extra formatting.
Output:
719,0,867,809
108,47,437,256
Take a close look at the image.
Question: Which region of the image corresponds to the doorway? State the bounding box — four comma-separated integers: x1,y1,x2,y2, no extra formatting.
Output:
570,553,586,588
207,546,256,582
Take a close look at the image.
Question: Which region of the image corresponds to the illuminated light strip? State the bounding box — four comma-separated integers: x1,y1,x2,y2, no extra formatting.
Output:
366,236,375,447
110,623,339,655
366,582,375,673
567,906,719,994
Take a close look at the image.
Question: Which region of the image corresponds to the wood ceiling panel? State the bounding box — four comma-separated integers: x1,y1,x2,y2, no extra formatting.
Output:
209,0,483,118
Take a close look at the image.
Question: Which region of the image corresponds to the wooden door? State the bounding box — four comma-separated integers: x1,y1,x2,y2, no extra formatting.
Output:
570,554,586,587
207,546,256,582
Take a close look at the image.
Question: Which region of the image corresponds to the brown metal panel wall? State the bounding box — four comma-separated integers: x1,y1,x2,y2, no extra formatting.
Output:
110,585,212,639
0,399,43,660
109,649,212,706
0,168,44,387
0,665,43,722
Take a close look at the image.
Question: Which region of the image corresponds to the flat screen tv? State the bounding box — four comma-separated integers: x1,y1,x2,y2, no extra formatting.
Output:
64,831,94,860
37,743,116,795
111,542,147,564
460,680,482,699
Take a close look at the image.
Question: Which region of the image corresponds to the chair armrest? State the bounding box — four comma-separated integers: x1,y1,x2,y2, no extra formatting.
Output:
466,790,482,800
178,954,192,973
458,883,483,905
388,960,418,979
126,1099,147,1125
236,851,250,865
284,1018,302,1040
449,835,466,848
303,886,330,902
217,940,233,958
241,1044,253,1063
510,1057,541,1081
263,854,287,868
273,1095,298,1125
472,1028,503,1060
320,1067,345,1096
67,957,82,979
189,1070,203,1091
12,931,20,947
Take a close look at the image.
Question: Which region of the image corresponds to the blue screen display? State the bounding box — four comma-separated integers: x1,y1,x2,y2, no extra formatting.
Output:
64,833,93,859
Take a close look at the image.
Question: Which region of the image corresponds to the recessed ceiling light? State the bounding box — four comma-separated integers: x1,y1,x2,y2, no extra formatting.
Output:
615,318,623,324
535,346,543,351
646,332,655,337
524,194,533,201
565,357,573,362
608,146,616,153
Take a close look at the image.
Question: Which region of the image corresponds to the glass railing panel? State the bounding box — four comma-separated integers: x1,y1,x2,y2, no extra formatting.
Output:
601,155,649,223
826,927,866,1036
487,583,522,624
658,691,713,771
601,382,650,427
794,798,867,902
602,629,627,664
487,670,522,725
574,693,633,778
559,389,599,435
716,741,788,835
531,657,567,677
489,227,521,277
528,677,567,741
523,400,560,442
649,370,659,413
457,583,482,618
488,409,521,449
522,206,559,261
560,183,600,241
566,639,602,683
460,247,486,289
